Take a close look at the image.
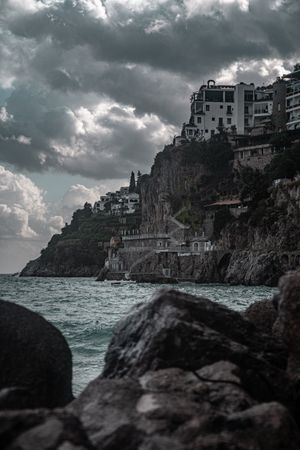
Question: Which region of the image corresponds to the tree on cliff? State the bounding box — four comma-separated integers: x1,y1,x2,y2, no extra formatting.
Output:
265,142,300,180
129,171,136,193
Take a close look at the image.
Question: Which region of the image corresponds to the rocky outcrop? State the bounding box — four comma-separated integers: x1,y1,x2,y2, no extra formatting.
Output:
2,285,300,448
244,298,278,334
0,300,73,409
276,270,300,381
20,239,107,277
125,249,289,286
140,144,218,232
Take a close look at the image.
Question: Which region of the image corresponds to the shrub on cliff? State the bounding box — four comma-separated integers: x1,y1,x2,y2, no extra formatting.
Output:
265,141,300,180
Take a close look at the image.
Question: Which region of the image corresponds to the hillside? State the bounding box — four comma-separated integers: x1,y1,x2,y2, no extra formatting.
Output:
20,204,141,277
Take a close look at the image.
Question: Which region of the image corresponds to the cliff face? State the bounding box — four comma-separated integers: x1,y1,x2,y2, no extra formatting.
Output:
140,143,234,232
218,182,300,252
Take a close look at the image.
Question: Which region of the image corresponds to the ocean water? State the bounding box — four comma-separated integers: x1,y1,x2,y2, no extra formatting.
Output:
0,276,277,395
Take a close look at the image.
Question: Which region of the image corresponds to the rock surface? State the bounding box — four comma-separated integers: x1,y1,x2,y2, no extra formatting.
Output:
277,270,300,381
0,300,73,409
244,298,278,334
1,287,300,449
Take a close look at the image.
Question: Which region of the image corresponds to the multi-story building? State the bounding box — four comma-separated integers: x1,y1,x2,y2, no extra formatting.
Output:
284,64,300,131
253,86,273,128
183,80,256,141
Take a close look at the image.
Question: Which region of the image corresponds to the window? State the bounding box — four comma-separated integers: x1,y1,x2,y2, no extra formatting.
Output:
205,90,223,102
211,130,215,137
197,116,202,123
206,104,210,111
205,129,209,133
227,118,232,124
244,105,249,114
245,118,249,126
218,118,223,127
225,91,234,102
244,90,254,102
220,105,223,109
227,105,232,114
212,117,215,121
188,129,193,135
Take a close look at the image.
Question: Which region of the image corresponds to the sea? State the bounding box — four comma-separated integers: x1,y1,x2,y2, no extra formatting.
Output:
0,275,277,395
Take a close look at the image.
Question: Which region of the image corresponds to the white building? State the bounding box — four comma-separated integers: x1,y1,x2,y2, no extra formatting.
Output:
253,87,273,128
182,80,257,141
284,64,300,130
124,192,140,214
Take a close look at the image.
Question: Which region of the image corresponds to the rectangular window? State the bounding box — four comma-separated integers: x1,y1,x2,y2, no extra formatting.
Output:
218,118,223,127
188,129,193,135
227,118,232,124
220,105,224,109
225,91,234,102
212,117,215,121
205,129,209,133
244,90,254,102
206,104,210,111
227,105,232,114
205,90,223,102
244,105,249,114
197,116,202,123
245,118,249,126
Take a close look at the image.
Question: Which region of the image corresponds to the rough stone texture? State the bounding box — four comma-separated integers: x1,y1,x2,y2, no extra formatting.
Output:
276,270,300,381
244,298,278,334
68,362,300,450
0,410,93,450
120,250,290,286
102,289,292,407
2,288,300,449
0,300,73,409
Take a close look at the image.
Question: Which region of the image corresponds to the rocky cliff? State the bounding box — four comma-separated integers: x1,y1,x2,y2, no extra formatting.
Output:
133,142,300,286
140,141,235,232
20,204,141,277
2,272,300,448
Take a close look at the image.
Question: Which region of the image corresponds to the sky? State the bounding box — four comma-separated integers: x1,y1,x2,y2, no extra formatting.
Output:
0,0,300,272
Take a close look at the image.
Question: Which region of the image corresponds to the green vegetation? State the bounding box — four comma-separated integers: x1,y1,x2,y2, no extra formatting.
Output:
182,136,233,174
265,142,300,180
58,203,141,243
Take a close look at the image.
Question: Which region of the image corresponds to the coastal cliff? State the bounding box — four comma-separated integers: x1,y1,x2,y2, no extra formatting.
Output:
126,140,300,286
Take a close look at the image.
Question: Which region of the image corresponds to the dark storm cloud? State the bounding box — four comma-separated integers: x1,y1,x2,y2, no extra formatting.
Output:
0,0,300,180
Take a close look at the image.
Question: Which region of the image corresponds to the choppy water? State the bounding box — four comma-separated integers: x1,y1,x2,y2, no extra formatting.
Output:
0,275,277,395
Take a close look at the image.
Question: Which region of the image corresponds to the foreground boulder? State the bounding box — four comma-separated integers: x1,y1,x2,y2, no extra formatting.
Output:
276,270,300,381
244,298,278,334
102,289,292,406
0,300,73,409
1,288,300,449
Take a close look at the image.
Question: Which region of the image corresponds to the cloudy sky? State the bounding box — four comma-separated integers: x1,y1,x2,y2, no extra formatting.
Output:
0,0,299,272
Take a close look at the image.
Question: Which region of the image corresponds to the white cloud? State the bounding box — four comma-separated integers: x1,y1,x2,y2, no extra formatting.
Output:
0,106,13,123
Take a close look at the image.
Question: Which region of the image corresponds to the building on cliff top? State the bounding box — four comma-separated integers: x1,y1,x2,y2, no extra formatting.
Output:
283,64,300,131
174,67,300,145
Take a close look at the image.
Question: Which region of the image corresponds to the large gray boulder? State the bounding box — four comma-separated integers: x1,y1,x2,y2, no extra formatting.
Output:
102,289,291,406
1,288,300,449
244,298,278,334
276,270,300,381
0,300,73,409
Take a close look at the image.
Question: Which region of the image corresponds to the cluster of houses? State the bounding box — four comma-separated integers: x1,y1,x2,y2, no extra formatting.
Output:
176,63,300,144
93,186,140,216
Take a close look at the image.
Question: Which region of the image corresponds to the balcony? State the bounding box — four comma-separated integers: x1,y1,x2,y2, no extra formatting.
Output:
286,88,300,98
286,102,300,112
